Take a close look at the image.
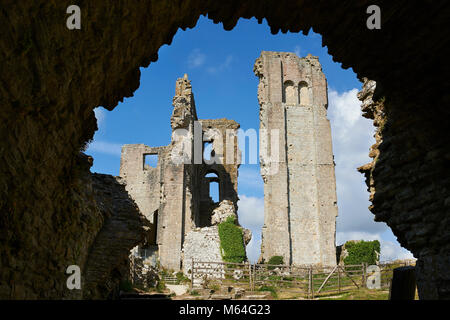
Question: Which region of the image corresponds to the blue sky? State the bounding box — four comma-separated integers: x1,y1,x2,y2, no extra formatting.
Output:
87,16,413,263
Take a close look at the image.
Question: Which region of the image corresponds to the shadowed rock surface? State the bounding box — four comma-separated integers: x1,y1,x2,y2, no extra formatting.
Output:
83,173,151,299
0,1,449,299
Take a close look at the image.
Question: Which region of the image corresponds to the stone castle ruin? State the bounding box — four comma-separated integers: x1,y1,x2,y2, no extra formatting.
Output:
2,2,446,300
254,51,338,267
120,74,250,272
122,52,338,276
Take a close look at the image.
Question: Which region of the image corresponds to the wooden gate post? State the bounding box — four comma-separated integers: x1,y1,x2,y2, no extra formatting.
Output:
338,267,341,293
308,266,314,299
248,263,252,291
252,264,255,291
362,263,366,286
190,258,194,290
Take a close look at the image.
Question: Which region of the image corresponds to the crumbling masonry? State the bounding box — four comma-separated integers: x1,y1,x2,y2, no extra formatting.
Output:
254,51,338,267
120,75,248,271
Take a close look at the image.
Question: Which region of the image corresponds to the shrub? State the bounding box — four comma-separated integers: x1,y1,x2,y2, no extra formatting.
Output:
176,271,189,284
267,256,284,270
156,280,166,293
218,216,246,263
343,240,380,266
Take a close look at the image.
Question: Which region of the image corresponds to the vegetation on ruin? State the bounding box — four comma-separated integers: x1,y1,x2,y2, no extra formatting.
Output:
267,256,284,270
218,216,246,263
156,279,166,293
343,240,380,266
175,271,190,284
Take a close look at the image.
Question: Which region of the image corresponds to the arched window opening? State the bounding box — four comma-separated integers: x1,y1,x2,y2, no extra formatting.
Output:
205,172,220,203
205,172,218,178
210,180,219,203
283,80,297,104
299,81,310,105
203,141,215,162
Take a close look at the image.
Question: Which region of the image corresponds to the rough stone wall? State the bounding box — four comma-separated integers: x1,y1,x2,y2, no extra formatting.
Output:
83,174,151,299
182,226,224,276
357,79,385,207
129,250,159,289
182,200,250,281
211,200,236,225
1,0,449,299
255,51,338,267
0,151,149,299
120,76,242,272
119,144,164,223
357,78,450,299
198,118,240,226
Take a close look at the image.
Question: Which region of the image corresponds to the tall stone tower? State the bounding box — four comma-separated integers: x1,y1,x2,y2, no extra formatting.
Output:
254,51,338,267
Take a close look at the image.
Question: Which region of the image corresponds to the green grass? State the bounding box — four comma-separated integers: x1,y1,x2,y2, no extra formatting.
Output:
176,271,190,284
156,280,166,293
190,290,200,296
258,285,278,299
318,288,389,300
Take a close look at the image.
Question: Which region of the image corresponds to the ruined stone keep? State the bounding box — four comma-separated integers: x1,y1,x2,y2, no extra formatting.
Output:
119,75,242,271
255,51,338,267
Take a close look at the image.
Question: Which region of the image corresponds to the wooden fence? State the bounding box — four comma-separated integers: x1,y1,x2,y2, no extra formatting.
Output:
189,259,415,299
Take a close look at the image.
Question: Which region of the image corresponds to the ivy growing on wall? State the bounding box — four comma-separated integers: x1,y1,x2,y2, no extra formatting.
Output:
217,216,246,263
343,240,381,265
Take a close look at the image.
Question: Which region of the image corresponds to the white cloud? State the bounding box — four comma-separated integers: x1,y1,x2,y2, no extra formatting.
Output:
187,49,206,68
86,141,122,156
87,108,124,156
94,107,106,130
336,231,381,245
237,166,264,191
380,241,414,262
328,88,385,236
237,194,264,230
207,55,233,73
245,235,262,264
294,45,301,57
329,89,361,128
237,194,264,264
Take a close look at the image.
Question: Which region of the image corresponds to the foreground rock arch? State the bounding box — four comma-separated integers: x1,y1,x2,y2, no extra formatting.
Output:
0,1,449,299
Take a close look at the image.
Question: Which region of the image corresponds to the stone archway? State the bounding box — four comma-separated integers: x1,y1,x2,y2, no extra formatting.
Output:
1,1,449,299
